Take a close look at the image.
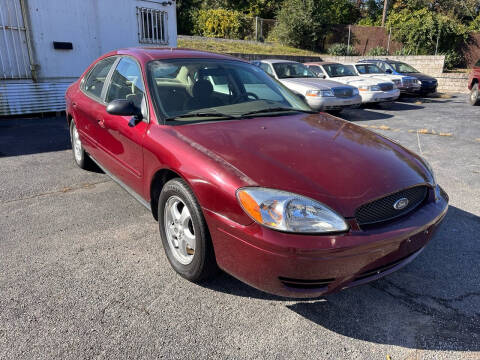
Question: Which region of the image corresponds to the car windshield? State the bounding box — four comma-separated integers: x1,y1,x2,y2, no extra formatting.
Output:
272,62,317,79
323,64,357,77
147,59,312,122
356,64,384,74
389,62,419,73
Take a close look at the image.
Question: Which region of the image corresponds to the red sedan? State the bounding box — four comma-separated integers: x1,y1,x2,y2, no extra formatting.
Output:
65,48,448,298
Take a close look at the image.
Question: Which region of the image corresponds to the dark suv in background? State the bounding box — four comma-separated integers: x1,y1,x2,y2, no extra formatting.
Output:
359,59,438,95
468,59,480,105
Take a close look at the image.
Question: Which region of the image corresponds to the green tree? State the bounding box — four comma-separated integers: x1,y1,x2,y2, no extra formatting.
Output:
387,8,469,67
271,0,360,50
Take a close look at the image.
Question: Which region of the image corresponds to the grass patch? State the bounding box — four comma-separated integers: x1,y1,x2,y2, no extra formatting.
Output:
177,37,322,56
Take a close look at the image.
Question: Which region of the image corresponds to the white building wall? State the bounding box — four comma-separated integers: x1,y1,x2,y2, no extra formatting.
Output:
0,0,177,115
26,0,177,80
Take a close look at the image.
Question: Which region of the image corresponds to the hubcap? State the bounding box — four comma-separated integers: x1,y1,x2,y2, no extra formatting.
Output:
164,196,196,265
471,89,478,102
72,124,82,162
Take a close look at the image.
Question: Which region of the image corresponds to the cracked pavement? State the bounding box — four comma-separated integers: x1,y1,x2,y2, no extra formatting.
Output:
0,94,479,359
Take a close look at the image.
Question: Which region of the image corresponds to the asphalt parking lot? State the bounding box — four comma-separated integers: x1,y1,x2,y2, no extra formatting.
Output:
0,94,479,360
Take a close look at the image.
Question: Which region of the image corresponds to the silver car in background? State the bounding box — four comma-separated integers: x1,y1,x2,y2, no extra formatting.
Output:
252,59,362,112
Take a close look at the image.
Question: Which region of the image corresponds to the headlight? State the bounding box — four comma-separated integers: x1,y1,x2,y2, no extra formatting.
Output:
358,85,380,92
416,79,422,85
352,88,359,96
237,187,349,233
306,89,334,97
421,157,436,186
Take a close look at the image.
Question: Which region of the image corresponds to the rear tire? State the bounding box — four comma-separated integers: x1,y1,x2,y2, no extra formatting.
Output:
469,83,479,106
158,178,218,282
70,120,93,169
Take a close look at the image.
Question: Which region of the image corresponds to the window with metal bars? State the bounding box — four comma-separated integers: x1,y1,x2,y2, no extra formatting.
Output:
137,7,168,45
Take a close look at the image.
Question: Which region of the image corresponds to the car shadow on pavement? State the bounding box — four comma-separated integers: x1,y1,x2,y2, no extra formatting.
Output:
375,102,425,111
287,205,479,351
203,205,480,351
339,109,395,122
0,115,71,157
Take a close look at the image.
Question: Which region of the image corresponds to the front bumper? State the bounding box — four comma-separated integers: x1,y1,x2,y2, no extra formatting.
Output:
204,186,448,298
306,94,362,111
360,89,400,103
398,84,421,93
417,83,438,94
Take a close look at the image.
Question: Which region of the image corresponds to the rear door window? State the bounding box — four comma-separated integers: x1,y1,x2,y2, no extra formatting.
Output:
83,57,117,99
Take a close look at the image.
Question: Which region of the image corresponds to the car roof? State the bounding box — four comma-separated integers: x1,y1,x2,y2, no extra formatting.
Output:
98,47,246,64
304,62,340,66
256,59,299,64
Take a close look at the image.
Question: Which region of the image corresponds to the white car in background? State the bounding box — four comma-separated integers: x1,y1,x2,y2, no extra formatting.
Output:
304,62,400,104
251,59,362,112
352,62,421,93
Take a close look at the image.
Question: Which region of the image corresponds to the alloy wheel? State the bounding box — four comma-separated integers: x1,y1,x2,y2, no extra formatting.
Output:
164,195,196,265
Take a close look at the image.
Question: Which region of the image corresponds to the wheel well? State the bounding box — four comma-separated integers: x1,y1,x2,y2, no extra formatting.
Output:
150,169,181,220
472,78,479,86
67,113,73,127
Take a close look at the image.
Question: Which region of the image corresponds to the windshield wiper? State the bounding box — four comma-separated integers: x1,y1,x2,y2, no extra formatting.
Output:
165,111,238,121
241,107,315,117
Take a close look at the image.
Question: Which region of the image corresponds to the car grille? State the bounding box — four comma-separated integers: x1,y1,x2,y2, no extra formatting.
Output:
402,78,416,86
378,83,394,91
279,276,335,289
355,185,429,226
332,87,354,98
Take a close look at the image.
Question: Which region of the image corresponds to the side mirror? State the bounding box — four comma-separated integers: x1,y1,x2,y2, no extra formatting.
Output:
106,99,143,127
322,74,326,79
296,93,307,103
385,69,393,74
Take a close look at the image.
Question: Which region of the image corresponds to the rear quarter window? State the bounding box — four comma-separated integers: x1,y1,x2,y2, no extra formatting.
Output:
83,57,117,99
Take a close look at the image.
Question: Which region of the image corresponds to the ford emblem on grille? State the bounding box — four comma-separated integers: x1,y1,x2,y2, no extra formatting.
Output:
393,198,409,210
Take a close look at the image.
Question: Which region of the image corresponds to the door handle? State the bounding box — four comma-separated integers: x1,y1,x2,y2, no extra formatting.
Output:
97,118,105,128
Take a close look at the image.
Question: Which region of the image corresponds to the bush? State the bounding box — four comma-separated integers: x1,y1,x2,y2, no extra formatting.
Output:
393,48,416,55
327,43,358,56
366,46,389,56
443,50,464,70
469,15,480,31
192,8,252,39
270,0,360,50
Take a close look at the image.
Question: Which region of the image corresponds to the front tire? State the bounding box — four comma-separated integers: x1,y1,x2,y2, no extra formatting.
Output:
158,178,218,282
469,83,479,106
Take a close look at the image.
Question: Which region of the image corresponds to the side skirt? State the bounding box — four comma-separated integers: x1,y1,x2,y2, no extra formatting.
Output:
89,156,151,212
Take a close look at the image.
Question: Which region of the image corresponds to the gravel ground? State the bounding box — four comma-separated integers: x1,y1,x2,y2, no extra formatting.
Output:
0,94,479,360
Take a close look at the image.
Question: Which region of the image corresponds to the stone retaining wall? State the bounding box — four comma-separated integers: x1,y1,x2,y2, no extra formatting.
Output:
436,73,470,94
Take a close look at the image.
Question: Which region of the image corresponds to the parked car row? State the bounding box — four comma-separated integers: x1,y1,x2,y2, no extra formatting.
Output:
251,58,438,113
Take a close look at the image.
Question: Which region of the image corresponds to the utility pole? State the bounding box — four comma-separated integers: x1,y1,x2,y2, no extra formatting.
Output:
382,0,388,27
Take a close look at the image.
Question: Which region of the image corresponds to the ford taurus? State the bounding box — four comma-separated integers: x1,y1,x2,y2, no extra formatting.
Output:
65,48,448,298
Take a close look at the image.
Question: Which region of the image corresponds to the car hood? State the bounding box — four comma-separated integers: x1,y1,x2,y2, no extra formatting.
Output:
359,74,403,82
279,78,351,91
327,76,380,86
172,113,430,217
